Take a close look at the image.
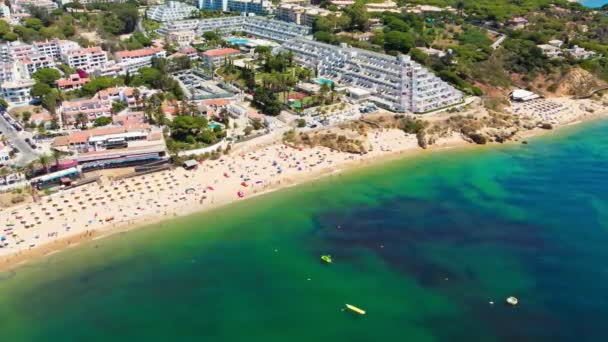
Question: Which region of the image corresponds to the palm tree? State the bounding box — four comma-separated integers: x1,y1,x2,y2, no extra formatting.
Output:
75,112,87,129
456,0,465,17
51,149,62,170
38,154,50,175
320,82,331,105
133,88,141,110
0,167,9,185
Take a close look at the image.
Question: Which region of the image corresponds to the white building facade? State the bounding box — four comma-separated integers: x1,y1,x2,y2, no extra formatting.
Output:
282,39,463,113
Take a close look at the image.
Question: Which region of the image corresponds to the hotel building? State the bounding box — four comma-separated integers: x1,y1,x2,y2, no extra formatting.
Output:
202,48,241,69
198,0,271,15
276,4,337,27
60,98,112,126
281,39,463,113
1,79,36,106
61,47,109,73
115,47,166,64
51,124,167,170
159,17,312,43
33,39,80,60
147,1,198,22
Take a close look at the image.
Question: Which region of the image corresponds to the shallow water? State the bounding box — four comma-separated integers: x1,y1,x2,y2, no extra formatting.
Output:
1,121,607,341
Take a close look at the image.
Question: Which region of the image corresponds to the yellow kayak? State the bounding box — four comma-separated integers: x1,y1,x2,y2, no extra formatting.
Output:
345,304,366,315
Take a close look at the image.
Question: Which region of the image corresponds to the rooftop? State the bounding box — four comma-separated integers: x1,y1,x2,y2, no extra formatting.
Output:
202,48,241,57
116,47,165,59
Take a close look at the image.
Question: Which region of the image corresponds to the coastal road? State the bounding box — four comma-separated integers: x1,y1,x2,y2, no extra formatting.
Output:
0,111,38,166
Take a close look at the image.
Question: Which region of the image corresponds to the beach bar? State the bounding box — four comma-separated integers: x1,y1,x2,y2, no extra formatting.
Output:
30,167,81,189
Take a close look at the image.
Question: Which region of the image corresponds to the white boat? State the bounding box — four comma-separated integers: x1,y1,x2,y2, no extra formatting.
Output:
506,296,519,306
345,304,366,315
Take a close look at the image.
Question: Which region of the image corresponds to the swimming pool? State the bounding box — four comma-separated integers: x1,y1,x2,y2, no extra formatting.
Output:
315,78,334,85
228,38,249,45
209,123,223,130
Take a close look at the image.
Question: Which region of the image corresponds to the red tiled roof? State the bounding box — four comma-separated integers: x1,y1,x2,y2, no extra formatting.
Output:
202,48,240,57
57,77,89,87
65,47,104,56
202,99,230,106
179,46,197,54
168,52,185,59
116,47,164,59
53,124,150,146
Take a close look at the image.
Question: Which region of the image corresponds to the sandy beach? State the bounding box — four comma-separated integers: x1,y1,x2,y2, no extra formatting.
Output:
0,106,605,272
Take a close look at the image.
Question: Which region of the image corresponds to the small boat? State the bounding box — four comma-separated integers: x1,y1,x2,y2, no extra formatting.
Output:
321,255,332,263
506,296,518,306
345,304,366,315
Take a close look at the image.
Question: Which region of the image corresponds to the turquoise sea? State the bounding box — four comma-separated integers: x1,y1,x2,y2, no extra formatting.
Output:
1,120,608,341
581,0,608,7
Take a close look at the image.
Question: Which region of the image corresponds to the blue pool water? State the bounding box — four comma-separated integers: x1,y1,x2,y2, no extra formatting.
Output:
580,0,608,7
315,78,334,85
228,39,249,45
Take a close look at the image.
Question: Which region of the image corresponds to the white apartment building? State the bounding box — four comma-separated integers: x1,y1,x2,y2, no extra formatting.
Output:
114,48,166,74
115,47,166,63
158,17,312,43
157,16,312,42
365,1,399,13
0,41,35,62
157,19,200,35
168,30,197,47
33,39,80,60
567,45,597,60
1,79,36,106
276,4,337,27
117,58,156,74
61,47,109,73
17,0,57,13
537,44,562,59
282,39,463,113
0,4,10,19
0,60,28,84
199,0,271,14
147,1,198,22
0,62,16,84
19,53,55,77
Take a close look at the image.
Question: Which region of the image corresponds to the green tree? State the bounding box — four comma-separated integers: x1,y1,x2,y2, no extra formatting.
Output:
31,82,52,98
37,154,50,174
111,101,127,115
42,92,58,115
32,68,61,85
2,32,18,42
344,2,368,31
75,112,88,129
93,116,112,127
21,111,32,123
24,18,43,31
384,31,416,53
51,149,62,169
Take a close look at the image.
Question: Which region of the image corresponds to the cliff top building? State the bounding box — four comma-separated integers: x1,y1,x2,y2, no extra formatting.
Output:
147,1,198,22
282,39,463,113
